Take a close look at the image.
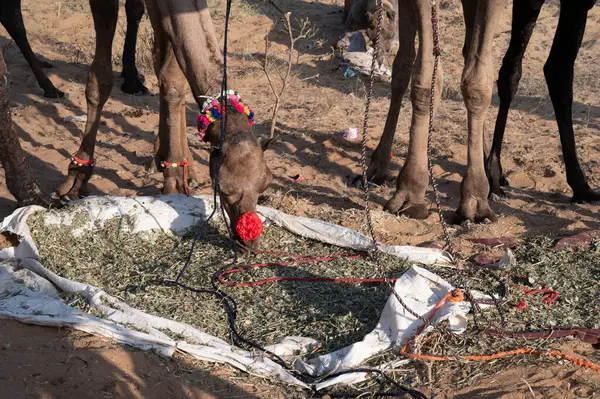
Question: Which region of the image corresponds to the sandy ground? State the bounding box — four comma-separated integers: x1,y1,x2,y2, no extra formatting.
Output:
0,0,599,397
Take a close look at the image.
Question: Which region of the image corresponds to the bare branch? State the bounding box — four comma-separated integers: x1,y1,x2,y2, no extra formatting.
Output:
262,32,279,104
260,4,316,139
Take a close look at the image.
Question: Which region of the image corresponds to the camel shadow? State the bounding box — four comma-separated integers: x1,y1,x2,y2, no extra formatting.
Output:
0,319,264,399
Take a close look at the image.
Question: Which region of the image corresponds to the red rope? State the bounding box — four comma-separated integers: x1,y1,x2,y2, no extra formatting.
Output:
509,275,559,306
215,250,399,287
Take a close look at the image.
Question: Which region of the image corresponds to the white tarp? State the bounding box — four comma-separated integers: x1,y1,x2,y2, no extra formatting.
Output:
0,194,465,391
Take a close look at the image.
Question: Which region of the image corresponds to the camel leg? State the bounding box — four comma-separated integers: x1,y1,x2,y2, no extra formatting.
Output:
458,0,505,223
180,104,199,184
360,0,417,185
461,0,496,163
0,51,51,207
0,0,64,98
145,0,223,101
55,0,118,199
544,0,600,203
121,0,148,95
147,132,160,174
486,0,545,199
144,0,223,190
148,103,198,184
383,0,443,219
156,52,188,194
145,1,189,194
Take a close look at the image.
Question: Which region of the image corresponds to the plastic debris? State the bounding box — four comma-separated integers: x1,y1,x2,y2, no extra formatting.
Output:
290,174,302,183
344,67,358,78
343,128,359,140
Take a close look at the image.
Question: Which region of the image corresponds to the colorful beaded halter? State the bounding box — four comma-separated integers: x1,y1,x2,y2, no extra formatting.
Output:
196,90,254,139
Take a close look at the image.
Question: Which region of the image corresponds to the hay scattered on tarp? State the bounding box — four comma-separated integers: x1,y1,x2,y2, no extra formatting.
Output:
25,206,600,392
27,209,409,355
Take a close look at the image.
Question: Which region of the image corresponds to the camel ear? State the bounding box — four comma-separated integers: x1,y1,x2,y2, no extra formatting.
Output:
259,137,274,152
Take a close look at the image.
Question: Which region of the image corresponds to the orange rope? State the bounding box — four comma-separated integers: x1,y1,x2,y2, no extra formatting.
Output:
400,288,600,373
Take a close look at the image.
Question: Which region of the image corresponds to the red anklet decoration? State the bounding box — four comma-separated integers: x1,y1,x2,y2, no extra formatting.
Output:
160,159,190,196
70,154,96,167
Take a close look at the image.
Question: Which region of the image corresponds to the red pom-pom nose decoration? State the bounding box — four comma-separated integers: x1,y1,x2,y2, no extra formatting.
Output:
235,212,264,241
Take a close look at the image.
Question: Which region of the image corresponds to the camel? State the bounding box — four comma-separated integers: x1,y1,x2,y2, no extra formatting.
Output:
362,0,599,221
0,50,51,208
359,0,507,223
485,0,599,203
343,0,398,58
0,0,148,98
54,0,272,250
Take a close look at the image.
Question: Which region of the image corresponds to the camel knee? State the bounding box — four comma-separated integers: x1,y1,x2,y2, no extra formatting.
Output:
462,79,492,116
497,60,522,104
86,65,114,106
160,81,186,105
391,57,414,92
392,47,416,76
165,86,184,105
410,85,433,116
542,57,565,89
158,54,187,105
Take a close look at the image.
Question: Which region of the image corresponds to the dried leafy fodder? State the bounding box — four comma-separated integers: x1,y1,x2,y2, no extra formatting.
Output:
25,209,600,392
27,209,408,355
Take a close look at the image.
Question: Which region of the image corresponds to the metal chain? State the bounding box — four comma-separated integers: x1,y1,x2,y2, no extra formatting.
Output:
359,0,492,335
360,0,448,334
427,0,485,328
359,3,383,245
427,0,454,256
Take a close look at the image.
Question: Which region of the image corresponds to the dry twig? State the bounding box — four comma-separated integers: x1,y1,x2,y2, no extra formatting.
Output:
261,1,315,139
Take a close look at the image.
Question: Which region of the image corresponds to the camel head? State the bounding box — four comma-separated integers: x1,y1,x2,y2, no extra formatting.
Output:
365,0,396,55
198,92,273,251
345,0,397,56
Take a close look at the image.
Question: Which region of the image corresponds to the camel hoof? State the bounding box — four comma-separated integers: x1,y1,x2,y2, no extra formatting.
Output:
489,187,508,201
351,175,366,188
162,170,189,195
457,203,498,224
351,172,391,189
489,192,506,202
147,160,159,174
50,192,68,206
44,87,65,99
56,165,93,200
571,188,600,204
121,74,149,95
384,197,429,220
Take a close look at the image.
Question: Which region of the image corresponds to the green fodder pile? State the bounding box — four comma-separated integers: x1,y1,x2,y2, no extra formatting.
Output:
26,207,600,392
27,208,409,355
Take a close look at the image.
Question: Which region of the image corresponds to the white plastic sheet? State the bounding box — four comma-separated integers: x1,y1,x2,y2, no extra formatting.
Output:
0,195,466,391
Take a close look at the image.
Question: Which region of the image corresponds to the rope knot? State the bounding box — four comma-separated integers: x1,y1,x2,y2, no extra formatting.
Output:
448,288,464,303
